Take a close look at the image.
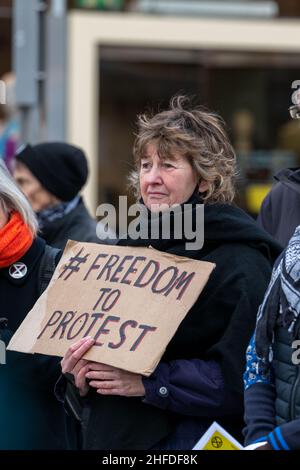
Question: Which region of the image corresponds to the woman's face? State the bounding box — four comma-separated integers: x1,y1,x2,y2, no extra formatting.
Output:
140,143,202,210
0,203,8,229
13,162,59,213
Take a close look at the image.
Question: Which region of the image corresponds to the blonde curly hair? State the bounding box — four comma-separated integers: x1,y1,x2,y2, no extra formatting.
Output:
129,95,237,204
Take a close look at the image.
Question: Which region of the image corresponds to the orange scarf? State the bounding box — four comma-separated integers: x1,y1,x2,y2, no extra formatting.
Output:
0,211,33,268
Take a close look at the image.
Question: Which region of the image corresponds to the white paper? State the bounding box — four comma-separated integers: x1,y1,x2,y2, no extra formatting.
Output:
193,421,244,450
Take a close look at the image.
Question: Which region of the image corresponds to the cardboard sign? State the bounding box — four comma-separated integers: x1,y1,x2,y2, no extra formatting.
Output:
193,422,244,450
8,241,215,376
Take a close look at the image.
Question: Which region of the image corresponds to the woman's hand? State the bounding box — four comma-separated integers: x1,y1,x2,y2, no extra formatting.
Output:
86,362,145,397
61,336,95,397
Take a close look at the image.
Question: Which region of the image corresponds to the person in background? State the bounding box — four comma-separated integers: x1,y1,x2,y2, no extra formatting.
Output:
0,162,69,449
257,92,300,247
243,225,300,450
58,96,281,450
13,142,112,249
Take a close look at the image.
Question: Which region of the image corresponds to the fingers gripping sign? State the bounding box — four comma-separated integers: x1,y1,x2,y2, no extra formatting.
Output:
61,340,145,398
61,336,95,396
85,362,145,397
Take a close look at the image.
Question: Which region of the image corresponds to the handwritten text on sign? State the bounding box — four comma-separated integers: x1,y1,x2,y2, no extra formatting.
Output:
8,242,215,376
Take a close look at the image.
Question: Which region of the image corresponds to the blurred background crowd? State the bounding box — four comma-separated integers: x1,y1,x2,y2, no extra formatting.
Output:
0,0,300,219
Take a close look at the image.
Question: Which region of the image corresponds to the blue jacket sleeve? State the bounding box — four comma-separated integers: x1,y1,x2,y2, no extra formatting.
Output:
142,358,242,417
266,419,300,450
243,382,277,445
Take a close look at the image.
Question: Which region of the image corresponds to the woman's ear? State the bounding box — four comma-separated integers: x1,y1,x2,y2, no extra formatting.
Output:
198,180,209,193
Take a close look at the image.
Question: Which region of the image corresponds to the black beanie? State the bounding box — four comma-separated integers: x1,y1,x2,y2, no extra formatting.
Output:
15,142,88,201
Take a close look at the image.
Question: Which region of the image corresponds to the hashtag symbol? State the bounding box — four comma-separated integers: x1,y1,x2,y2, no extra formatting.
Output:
59,248,89,280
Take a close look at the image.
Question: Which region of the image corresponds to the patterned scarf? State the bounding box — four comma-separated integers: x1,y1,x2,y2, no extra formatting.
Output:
0,211,33,268
37,195,80,229
255,225,300,369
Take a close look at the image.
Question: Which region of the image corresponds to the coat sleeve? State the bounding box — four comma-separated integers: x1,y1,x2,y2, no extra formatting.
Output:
142,358,242,416
202,247,273,396
142,247,273,417
245,382,300,450
243,383,277,445
266,420,300,450
243,334,300,450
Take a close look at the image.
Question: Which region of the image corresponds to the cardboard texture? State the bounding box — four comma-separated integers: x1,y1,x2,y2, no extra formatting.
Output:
8,241,215,376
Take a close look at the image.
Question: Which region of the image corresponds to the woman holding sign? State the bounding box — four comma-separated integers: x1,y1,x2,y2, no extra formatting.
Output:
0,162,69,450
60,96,281,450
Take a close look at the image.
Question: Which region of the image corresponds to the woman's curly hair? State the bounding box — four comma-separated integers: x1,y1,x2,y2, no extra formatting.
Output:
129,95,237,204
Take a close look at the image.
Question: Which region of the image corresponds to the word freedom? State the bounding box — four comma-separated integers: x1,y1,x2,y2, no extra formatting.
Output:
96,197,204,250
80,252,196,300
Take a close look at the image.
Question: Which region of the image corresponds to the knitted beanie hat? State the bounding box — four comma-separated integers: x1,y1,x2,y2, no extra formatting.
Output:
15,142,88,201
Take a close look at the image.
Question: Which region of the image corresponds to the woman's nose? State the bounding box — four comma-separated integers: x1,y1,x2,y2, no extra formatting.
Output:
146,165,163,184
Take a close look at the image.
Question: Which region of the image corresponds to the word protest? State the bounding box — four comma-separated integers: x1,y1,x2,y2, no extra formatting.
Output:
8,241,215,375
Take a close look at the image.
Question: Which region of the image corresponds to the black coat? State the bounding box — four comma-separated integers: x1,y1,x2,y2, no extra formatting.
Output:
39,197,99,249
257,168,300,247
81,202,282,450
0,237,68,450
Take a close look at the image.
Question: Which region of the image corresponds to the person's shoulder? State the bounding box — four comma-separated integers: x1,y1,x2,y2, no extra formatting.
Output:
59,199,97,238
67,199,96,225
266,181,289,201
209,242,273,282
265,178,300,207
210,241,271,263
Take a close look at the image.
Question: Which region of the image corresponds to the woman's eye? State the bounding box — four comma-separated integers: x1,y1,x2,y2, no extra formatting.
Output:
141,162,150,170
163,163,174,169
